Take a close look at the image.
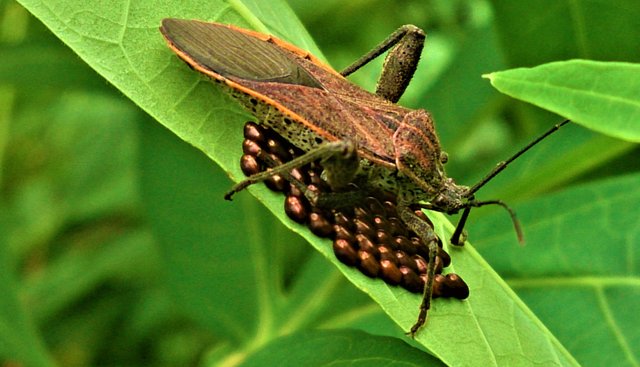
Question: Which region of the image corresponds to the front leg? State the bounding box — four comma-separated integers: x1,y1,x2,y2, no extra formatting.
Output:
397,203,440,337
226,138,362,209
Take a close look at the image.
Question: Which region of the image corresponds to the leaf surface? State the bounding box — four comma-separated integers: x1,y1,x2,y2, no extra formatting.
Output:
485,60,640,142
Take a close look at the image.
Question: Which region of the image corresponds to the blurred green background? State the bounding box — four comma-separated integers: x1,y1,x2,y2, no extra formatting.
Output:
1,0,638,366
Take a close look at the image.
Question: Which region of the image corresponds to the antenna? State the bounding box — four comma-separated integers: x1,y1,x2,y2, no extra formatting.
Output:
465,119,570,197
451,119,571,245
451,199,523,245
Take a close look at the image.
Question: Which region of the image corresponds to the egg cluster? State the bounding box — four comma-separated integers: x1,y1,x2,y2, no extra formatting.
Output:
239,122,468,299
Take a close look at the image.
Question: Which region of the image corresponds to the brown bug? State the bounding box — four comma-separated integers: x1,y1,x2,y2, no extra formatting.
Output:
160,18,569,336
239,120,470,299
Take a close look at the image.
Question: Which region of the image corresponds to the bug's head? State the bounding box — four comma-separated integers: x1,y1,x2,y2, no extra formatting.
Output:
395,146,453,194
433,169,525,247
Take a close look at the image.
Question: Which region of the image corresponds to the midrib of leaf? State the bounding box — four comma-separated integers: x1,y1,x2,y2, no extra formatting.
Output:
276,270,344,335
0,87,14,187
508,277,640,366
317,303,383,329
227,0,269,34
507,276,640,288
567,0,591,58
595,287,639,366
461,231,575,366
242,197,276,345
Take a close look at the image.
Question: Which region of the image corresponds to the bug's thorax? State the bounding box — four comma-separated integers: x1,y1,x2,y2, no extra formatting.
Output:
386,108,469,210
430,178,468,212
360,153,468,214
408,160,469,213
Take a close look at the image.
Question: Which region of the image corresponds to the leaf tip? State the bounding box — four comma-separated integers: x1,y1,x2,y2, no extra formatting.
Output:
481,72,495,82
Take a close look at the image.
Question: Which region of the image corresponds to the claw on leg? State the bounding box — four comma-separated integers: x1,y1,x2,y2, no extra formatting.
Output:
398,205,439,336
406,235,439,337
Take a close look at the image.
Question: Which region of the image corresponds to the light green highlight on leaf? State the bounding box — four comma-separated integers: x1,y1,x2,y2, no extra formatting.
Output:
484,60,640,142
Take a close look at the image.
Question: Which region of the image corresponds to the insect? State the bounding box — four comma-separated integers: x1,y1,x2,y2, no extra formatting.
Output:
160,18,569,336
239,120,470,299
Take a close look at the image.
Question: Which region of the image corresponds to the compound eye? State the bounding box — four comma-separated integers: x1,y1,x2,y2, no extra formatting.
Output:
440,152,449,164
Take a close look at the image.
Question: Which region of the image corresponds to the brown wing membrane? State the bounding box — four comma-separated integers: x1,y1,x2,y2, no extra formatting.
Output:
160,18,407,167
160,18,322,88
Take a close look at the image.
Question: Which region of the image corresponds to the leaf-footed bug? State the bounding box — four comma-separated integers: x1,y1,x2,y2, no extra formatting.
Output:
160,19,569,336
240,120,471,299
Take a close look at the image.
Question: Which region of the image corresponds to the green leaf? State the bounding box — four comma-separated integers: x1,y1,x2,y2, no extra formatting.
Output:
17,0,577,365
472,173,640,367
484,60,640,142
236,329,444,367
